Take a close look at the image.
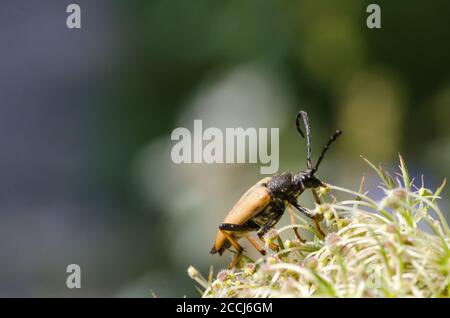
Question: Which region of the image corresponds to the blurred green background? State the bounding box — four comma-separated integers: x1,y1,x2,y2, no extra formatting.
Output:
1,0,449,297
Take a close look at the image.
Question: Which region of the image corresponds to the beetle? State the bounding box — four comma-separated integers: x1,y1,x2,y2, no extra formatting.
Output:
210,110,342,269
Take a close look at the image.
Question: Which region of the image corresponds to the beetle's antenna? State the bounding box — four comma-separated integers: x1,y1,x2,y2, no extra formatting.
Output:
296,111,312,170
311,130,342,175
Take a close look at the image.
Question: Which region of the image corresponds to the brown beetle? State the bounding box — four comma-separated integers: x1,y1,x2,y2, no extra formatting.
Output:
210,111,342,269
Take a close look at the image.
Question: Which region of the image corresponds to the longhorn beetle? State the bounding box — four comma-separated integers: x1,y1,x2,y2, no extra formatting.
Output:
210,110,342,269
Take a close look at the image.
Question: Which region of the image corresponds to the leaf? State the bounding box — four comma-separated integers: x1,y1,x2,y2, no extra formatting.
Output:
361,156,386,184
398,153,411,191
433,178,447,204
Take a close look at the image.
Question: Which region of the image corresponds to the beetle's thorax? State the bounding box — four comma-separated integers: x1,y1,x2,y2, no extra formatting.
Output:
266,173,294,197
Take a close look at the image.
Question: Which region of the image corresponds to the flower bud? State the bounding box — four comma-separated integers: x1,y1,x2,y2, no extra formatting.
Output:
264,229,279,244
217,269,233,282
303,257,318,269
325,233,341,253
187,266,200,279
418,187,433,197
244,263,256,276
380,188,407,209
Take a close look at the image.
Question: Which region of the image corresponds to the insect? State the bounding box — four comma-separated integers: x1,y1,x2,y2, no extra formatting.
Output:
210,110,342,269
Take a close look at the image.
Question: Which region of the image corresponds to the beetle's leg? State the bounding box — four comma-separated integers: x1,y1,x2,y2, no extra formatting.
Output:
313,218,325,237
227,251,242,269
290,201,315,218
219,222,259,232
244,234,266,256
220,230,244,269
290,200,325,238
225,247,243,270
311,189,327,237
220,229,243,252
219,222,267,256
287,204,305,243
256,210,284,251
257,235,279,251
312,188,321,205
257,222,274,239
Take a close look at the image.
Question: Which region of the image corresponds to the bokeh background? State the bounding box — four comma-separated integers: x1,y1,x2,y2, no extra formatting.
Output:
1,0,449,297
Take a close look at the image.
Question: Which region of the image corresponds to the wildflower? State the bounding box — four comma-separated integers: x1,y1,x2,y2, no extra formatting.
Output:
313,203,332,218
217,269,233,282
384,241,394,249
340,245,352,257
380,188,407,209
337,218,351,228
326,232,341,250
401,235,414,245
243,263,256,276
264,228,280,249
318,185,331,197
321,204,336,221
266,256,278,264
302,257,318,269
393,188,407,198
281,277,298,293
265,229,278,242
284,239,301,249
258,263,272,275
211,280,222,291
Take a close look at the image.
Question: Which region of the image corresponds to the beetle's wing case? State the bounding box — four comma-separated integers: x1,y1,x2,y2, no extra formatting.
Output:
210,177,272,255
222,177,272,225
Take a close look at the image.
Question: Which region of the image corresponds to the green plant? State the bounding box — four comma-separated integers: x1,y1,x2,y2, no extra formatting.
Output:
189,156,450,297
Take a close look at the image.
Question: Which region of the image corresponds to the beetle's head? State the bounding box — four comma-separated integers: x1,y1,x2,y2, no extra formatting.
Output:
293,172,324,189
304,173,324,189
